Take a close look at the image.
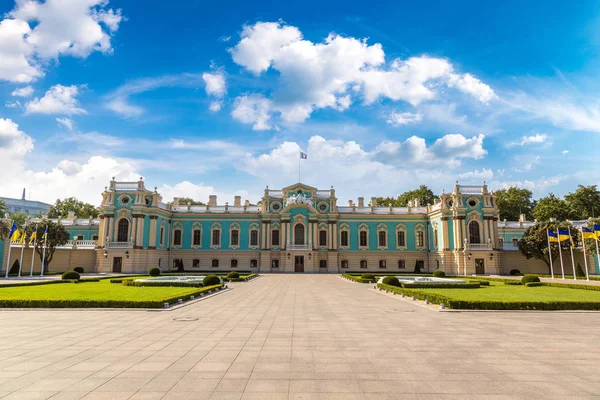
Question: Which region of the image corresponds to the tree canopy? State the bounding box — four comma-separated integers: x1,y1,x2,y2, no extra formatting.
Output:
24,220,70,272
564,185,600,220
177,197,205,206
0,199,6,217
518,222,579,274
376,185,437,207
47,197,99,219
494,186,534,221
532,194,570,222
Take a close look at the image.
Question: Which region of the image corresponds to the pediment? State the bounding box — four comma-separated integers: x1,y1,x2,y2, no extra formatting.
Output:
282,182,317,194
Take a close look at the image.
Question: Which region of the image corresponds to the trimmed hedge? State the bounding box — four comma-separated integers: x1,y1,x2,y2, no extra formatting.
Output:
504,280,522,285
0,280,67,288
525,282,544,287
401,282,480,289
469,280,490,286
509,269,521,276
432,270,446,278
377,283,600,310
62,271,80,280
148,267,161,277
123,280,204,288
542,282,600,292
361,273,375,281
522,274,541,284
223,274,259,282
73,267,84,273
227,271,240,279
382,276,401,287
342,274,375,283
0,284,224,308
203,274,221,286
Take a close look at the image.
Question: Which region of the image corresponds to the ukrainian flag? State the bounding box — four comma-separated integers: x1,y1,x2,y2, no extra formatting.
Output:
582,226,596,240
29,227,37,245
594,224,600,240
42,227,48,242
8,223,17,241
19,230,27,245
558,229,573,248
548,231,559,242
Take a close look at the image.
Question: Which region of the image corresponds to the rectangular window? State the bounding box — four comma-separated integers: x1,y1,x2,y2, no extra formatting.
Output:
341,231,349,247
397,231,405,247
212,230,220,246
250,259,258,268
319,260,327,268
398,260,406,269
341,260,348,269
77,235,84,241
212,259,219,268
173,230,182,246
417,231,424,247
231,230,239,246
272,259,279,268
319,230,327,246
160,227,164,246
359,231,367,247
378,231,386,247
193,259,200,268
271,229,280,246
92,235,98,241
379,260,386,269
250,230,258,246
360,260,367,269
231,259,238,268
193,229,201,246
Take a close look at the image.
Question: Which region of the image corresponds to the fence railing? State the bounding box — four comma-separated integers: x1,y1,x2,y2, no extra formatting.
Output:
466,243,492,251
106,241,134,249
288,244,312,251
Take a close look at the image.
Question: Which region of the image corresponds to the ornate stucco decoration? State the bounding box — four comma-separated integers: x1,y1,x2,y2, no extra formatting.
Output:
285,193,314,207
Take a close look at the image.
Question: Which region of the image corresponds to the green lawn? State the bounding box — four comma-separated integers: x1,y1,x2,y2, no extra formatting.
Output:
412,281,600,302
0,280,223,308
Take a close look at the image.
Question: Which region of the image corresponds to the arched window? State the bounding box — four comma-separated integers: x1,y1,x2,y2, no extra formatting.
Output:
250,230,258,246
499,237,504,247
340,231,349,247
360,260,368,269
294,224,305,245
271,229,280,246
212,229,220,246
416,231,424,247
250,259,258,268
173,229,182,246
231,229,239,246
193,229,201,246
378,231,386,247
512,237,519,247
469,221,481,244
359,231,368,247
160,226,164,246
117,219,129,242
341,260,349,269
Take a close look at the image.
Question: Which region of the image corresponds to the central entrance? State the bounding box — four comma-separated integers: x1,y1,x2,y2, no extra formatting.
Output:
294,255,304,273
475,258,485,274
112,257,122,273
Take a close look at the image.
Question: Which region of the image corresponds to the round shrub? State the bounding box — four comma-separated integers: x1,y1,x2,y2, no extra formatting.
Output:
73,267,84,273
361,273,375,281
432,270,446,278
382,276,401,287
148,267,161,277
525,282,544,287
62,271,80,280
509,269,521,276
203,274,221,286
227,271,240,279
521,274,540,284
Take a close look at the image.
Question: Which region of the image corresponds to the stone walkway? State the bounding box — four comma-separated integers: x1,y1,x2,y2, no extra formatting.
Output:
1,274,600,399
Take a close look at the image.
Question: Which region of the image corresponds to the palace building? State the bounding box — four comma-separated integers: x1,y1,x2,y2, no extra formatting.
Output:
0,178,594,275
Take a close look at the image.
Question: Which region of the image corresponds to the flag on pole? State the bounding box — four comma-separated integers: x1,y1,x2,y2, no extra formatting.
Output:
19,230,27,245
29,226,37,245
558,229,573,247
300,152,307,159
8,223,17,241
42,227,48,242
594,224,600,239
547,231,559,242
581,226,596,239
10,226,20,242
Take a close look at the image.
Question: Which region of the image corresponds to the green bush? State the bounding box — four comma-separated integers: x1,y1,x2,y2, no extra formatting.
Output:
469,280,490,286
509,269,521,276
504,280,522,285
525,282,544,287
401,282,480,289
576,263,586,278
227,271,240,279
61,271,80,280
124,280,204,288
521,274,540,284
73,267,84,273
361,273,375,281
203,274,221,286
382,276,401,287
148,267,161,277
433,270,446,278
342,274,373,283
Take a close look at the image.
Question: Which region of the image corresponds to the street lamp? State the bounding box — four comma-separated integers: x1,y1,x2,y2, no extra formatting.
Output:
103,250,108,258
125,250,130,259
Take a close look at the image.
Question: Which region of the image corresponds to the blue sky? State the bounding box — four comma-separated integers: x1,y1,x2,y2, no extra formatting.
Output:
1,0,600,206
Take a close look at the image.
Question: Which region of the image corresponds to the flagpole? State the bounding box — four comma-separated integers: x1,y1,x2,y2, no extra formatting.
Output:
557,227,565,279
29,224,37,277
17,224,26,279
581,228,590,281
40,234,47,277
568,226,576,280
298,151,301,183
4,220,13,278
595,232,600,277
546,228,554,279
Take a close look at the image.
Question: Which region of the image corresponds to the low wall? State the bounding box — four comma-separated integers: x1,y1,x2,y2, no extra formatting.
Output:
1,243,97,275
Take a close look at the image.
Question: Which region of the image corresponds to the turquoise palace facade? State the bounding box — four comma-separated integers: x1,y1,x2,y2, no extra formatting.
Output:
1,178,596,275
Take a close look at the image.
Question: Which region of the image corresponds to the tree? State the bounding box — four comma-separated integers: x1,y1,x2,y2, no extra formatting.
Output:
9,212,29,227
47,198,99,219
518,222,579,274
532,194,570,222
565,185,600,220
177,197,205,206
0,220,9,240
0,198,6,217
375,185,437,207
494,187,534,221
24,220,69,273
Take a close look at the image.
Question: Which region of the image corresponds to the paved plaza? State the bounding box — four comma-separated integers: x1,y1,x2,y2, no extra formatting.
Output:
1,275,600,399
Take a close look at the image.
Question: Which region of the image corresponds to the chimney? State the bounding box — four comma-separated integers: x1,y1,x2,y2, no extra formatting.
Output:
209,195,217,207
348,200,353,207
22,188,26,201
371,197,377,207
234,196,241,207
358,197,364,208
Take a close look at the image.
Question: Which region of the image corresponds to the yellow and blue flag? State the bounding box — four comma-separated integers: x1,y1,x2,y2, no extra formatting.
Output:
8,223,17,241
558,229,573,248
29,226,37,245
594,224,600,239
548,231,559,242
19,230,27,245
42,227,48,242
581,226,596,240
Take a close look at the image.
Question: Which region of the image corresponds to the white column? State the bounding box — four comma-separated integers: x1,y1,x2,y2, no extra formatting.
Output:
261,223,267,249
332,223,338,250
281,222,287,250
137,216,145,247
267,223,271,249
442,218,449,250
149,217,157,248
107,217,114,243
131,216,138,245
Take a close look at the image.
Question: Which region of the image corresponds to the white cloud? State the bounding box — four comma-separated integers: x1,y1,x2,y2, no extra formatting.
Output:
0,1,123,83
25,84,87,115
231,94,273,131
0,117,34,160
458,168,494,180
228,21,495,129
562,150,569,155
202,71,226,97
56,117,75,131
5,101,21,109
209,101,223,113
508,133,548,147
386,111,422,126
159,181,249,205
11,86,34,97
